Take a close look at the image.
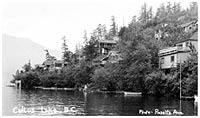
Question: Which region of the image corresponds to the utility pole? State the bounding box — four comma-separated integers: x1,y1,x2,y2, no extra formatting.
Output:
179,57,182,113
180,58,182,99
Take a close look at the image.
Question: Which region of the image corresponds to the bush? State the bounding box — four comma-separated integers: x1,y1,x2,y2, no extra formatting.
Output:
91,68,109,90
144,71,179,97
13,71,40,88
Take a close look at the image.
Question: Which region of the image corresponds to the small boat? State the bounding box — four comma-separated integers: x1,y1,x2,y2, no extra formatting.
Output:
124,92,142,96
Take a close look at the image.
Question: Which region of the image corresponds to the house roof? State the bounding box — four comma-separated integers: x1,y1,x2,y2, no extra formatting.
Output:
99,39,117,44
158,49,190,57
176,31,198,44
35,64,44,68
93,55,108,62
110,48,119,51
43,60,54,65
180,19,198,28
190,31,198,40
108,50,120,55
54,60,64,63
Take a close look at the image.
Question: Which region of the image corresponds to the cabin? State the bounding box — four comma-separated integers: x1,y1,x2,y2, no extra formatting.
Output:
98,40,117,55
34,64,44,70
158,31,198,71
180,19,198,33
98,36,119,55
43,60,68,71
106,50,123,64
92,55,108,66
93,50,122,66
93,36,121,66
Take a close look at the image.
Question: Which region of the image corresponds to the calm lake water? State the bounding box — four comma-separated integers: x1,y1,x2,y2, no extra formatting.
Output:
2,87,198,116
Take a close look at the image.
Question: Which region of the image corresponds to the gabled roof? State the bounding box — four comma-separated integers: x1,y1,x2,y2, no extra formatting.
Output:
99,40,117,44
180,19,198,28
43,60,54,65
176,31,198,44
93,55,108,62
54,60,64,63
35,64,44,68
190,31,198,40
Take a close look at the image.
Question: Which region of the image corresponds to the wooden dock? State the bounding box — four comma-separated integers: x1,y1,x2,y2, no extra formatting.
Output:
124,92,142,96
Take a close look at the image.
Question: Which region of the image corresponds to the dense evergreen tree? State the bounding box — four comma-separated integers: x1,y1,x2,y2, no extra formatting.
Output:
138,3,153,23
109,16,118,38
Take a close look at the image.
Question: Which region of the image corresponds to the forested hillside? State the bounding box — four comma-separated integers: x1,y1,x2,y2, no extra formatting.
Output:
13,2,198,97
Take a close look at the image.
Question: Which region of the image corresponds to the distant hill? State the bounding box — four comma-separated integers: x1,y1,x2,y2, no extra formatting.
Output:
2,34,61,84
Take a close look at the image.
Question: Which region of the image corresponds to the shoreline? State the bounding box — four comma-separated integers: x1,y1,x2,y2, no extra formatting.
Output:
7,86,197,100
14,86,126,94
33,86,125,93
33,86,77,91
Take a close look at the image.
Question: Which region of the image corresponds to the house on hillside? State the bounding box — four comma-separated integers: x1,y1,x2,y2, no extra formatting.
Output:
106,50,123,63
179,19,198,33
92,55,108,66
93,50,122,66
42,50,69,71
93,36,121,66
43,60,69,71
98,40,117,55
158,31,198,72
98,36,119,55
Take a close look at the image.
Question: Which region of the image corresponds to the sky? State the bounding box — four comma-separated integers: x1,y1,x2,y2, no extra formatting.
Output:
2,0,192,52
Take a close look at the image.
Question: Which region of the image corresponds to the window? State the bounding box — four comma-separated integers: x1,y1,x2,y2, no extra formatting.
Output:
177,44,183,49
186,42,189,47
171,56,174,62
177,44,183,47
161,58,164,64
55,63,62,67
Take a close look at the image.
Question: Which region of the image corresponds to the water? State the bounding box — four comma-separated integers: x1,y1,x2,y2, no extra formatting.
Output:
3,87,198,116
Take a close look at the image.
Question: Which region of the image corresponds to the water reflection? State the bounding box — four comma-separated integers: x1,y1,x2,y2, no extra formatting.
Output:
2,87,197,116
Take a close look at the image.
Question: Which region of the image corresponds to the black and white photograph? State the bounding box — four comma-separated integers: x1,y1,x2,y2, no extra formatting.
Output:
1,0,198,116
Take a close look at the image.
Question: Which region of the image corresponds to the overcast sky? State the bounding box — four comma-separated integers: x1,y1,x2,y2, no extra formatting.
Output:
2,0,192,52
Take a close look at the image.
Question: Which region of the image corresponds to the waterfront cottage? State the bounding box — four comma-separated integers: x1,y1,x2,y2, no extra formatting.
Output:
43,60,68,71
158,31,198,71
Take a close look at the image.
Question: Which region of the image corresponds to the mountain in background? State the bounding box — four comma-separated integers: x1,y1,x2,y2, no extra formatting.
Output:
2,34,61,84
